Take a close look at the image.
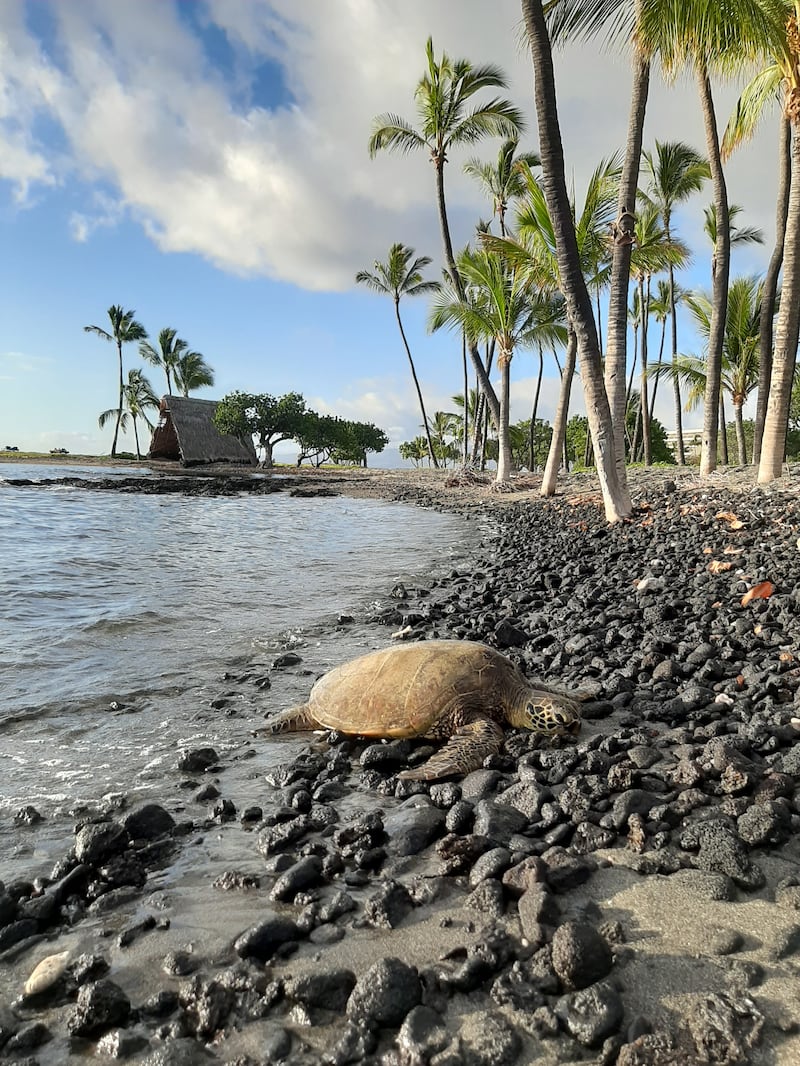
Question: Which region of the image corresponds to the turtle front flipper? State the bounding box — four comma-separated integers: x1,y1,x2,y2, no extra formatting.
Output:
258,704,317,736
398,716,504,782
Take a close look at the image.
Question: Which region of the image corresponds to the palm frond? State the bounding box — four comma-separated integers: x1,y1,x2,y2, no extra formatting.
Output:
368,115,428,157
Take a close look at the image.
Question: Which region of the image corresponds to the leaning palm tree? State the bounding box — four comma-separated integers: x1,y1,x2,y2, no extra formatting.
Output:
463,139,540,236
84,305,148,457
98,368,160,460
522,0,633,520
139,327,188,396
174,351,215,397
369,38,524,428
640,140,710,463
429,246,541,484
356,244,440,468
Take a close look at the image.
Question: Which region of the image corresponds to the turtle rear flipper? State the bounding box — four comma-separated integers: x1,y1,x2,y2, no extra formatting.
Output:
398,716,504,782
259,704,317,735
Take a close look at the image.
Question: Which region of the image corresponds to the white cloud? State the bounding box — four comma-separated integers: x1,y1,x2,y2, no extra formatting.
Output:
0,0,778,291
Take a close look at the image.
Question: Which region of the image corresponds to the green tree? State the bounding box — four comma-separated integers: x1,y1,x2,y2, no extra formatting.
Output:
139,327,188,396
399,437,430,467
174,351,215,396
463,138,540,236
331,421,389,467
429,246,542,483
640,139,710,463
355,243,440,468
369,37,524,428
98,368,160,460
214,391,308,468
84,305,148,457
295,412,343,467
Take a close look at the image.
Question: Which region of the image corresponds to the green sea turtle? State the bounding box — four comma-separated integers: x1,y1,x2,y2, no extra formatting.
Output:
263,639,581,781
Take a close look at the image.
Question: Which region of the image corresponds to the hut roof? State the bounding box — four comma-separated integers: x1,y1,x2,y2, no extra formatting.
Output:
148,396,257,466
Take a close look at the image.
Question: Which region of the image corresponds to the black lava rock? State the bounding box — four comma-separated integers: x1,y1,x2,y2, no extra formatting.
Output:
346,957,421,1028
551,921,614,991
67,979,131,1037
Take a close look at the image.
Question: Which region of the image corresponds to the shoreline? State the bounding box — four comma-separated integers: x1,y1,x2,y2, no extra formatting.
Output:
2,466,800,1063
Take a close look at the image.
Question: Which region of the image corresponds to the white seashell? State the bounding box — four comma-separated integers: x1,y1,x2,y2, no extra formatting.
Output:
24,950,70,997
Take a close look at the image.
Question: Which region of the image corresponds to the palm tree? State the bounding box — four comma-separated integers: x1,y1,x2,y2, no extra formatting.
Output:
98,368,160,460
637,0,773,477
521,0,632,520
356,243,440,468
703,202,765,249
369,37,524,428
84,305,148,457
139,327,188,396
429,246,541,483
723,53,792,465
174,351,215,396
640,139,710,463
545,0,653,490
647,277,688,423
654,276,765,465
629,201,690,464
484,155,617,497
464,139,540,236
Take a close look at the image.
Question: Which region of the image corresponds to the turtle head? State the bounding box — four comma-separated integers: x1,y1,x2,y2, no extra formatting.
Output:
511,694,582,738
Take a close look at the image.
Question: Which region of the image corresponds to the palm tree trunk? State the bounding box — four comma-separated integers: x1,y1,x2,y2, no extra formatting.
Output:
640,275,651,466
434,160,501,427
496,353,513,483
719,395,729,465
541,329,577,495
471,341,495,465
529,346,544,470
734,402,747,465
753,116,791,465
667,260,686,464
604,16,649,490
462,333,469,465
697,65,730,477
759,124,800,483
626,326,639,403
522,0,631,521
132,415,141,460
112,340,124,457
395,300,438,468
649,315,667,422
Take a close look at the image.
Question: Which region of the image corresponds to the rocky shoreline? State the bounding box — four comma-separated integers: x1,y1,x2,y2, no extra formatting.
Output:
3,465,800,1065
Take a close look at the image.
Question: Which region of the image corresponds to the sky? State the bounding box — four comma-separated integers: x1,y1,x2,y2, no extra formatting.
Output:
0,0,780,466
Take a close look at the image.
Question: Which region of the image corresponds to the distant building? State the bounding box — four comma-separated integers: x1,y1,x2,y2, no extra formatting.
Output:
664,429,702,462
148,396,257,466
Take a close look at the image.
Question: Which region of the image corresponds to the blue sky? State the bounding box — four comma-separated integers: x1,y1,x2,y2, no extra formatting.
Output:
0,0,776,465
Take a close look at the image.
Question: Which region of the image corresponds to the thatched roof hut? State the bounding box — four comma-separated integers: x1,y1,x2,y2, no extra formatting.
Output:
148,396,257,466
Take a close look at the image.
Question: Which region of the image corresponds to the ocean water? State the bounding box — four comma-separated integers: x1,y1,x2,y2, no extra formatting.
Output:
0,466,473,833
